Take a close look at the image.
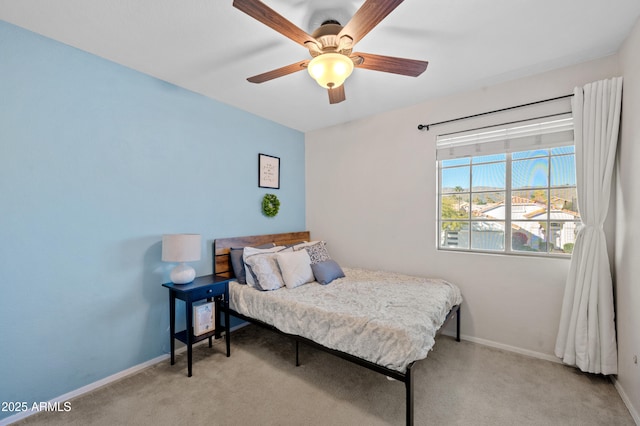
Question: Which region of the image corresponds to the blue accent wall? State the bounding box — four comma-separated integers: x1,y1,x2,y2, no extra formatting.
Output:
0,20,305,418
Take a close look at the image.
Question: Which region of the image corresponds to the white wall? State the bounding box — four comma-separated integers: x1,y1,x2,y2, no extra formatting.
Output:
306,55,620,359
616,16,640,422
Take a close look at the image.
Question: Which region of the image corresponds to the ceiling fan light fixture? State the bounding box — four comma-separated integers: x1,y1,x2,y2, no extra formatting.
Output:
307,53,354,89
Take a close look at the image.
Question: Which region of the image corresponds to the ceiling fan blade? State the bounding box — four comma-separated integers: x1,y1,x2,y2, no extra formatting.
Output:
246,59,310,83
338,0,405,45
352,52,428,77
328,85,346,104
233,0,318,48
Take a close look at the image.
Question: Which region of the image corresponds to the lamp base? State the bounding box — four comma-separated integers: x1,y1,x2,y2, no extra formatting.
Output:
170,263,196,284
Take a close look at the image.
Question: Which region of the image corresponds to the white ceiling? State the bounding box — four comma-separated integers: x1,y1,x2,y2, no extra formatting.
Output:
1,0,639,132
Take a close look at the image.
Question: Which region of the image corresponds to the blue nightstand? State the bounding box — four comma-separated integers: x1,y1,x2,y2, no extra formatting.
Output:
162,275,231,377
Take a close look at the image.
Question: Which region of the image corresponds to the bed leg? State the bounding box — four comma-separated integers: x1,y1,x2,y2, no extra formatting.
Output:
295,340,300,367
405,364,414,426
456,306,461,342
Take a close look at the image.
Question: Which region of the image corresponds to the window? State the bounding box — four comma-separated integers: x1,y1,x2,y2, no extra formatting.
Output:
437,116,579,256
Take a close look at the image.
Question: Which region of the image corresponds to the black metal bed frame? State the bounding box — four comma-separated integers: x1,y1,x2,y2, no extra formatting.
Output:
224,303,461,426
213,232,461,425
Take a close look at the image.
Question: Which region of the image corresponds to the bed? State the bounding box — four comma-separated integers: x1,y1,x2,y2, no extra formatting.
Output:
213,231,462,425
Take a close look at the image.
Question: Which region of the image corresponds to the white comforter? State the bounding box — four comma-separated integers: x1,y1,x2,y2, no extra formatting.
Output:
229,267,462,372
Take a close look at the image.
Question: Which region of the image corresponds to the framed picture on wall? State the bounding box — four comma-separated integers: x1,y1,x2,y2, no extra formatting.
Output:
258,153,280,189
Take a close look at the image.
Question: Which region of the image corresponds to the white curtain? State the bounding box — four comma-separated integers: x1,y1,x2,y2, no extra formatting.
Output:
554,77,623,375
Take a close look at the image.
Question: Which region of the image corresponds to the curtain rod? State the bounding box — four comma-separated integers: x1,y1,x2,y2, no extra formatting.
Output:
417,94,574,131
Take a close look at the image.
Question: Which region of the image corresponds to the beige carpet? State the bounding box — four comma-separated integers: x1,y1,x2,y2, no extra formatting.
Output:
15,325,633,425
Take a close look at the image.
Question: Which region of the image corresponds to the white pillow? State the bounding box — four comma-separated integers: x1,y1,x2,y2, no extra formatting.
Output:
243,246,284,288
292,241,320,250
276,241,310,254
244,253,285,291
276,250,314,289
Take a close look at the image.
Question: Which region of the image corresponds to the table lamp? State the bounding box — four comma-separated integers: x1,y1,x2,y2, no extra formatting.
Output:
162,234,201,284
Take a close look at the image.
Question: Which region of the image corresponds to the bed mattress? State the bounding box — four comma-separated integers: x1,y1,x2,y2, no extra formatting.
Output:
229,267,462,372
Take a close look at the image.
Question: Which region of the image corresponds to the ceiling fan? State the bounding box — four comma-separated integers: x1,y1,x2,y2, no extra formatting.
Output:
232,0,429,104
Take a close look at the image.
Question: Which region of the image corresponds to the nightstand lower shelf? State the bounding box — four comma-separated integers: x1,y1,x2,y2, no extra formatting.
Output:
174,329,217,345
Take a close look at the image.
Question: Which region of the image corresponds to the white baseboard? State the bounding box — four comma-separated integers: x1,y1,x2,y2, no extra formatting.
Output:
612,377,640,425
440,330,563,364
0,351,168,426
0,337,222,426
0,324,248,426
442,331,639,425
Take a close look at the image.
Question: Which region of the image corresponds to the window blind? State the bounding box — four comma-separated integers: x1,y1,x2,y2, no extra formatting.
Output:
436,115,573,161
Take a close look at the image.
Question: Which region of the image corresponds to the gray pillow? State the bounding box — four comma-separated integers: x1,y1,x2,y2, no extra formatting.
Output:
311,259,345,285
230,243,275,284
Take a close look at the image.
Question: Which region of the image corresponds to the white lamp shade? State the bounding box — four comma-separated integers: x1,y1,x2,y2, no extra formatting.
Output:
162,234,201,262
162,234,201,284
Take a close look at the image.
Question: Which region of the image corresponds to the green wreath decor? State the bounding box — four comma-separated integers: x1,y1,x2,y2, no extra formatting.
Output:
262,193,280,217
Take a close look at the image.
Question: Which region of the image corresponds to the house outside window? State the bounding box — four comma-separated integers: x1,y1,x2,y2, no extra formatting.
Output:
437,116,579,256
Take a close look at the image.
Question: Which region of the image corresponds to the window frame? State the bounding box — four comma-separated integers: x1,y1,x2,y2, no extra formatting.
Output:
436,121,579,258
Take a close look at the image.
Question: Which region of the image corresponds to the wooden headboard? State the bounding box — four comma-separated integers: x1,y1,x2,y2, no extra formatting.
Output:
213,231,311,278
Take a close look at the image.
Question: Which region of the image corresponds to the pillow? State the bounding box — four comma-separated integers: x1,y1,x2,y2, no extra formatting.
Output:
299,241,331,264
291,240,320,250
230,243,275,284
283,241,308,248
243,245,284,288
275,241,311,254
230,248,249,283
244,253,285,291
276,250,314,289
311,260,345,285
